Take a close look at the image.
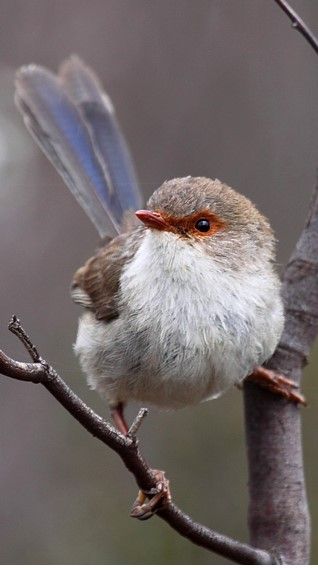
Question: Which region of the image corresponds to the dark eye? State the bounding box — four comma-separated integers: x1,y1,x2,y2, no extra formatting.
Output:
195,218,210,232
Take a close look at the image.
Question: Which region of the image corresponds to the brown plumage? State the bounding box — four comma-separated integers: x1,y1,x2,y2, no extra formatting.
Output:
71,231,142,320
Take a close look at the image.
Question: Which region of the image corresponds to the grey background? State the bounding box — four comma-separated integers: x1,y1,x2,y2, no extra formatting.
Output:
0,0,317,563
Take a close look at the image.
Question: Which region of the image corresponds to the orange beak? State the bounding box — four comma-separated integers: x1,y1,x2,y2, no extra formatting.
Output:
135,209,169,231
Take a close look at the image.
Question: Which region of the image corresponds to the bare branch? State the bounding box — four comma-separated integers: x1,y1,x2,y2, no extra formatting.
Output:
9,315,41,362
243,5,318,562
0,350,44,383
0,318,275,565
244,181,318,563
273,0,318,55
128,407,148,437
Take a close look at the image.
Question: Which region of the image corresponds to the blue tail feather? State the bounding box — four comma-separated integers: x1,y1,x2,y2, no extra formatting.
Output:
15,56,142,238
60,55,142,214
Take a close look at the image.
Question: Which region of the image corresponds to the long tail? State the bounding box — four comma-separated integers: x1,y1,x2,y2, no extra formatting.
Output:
15,55,143,238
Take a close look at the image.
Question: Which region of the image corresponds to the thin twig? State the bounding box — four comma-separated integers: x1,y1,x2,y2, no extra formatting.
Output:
273,0,318,55
128,407,148,437
0,319,275,565
9,314,41,362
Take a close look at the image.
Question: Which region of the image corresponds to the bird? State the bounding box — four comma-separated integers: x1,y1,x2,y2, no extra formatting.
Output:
14,56,304,517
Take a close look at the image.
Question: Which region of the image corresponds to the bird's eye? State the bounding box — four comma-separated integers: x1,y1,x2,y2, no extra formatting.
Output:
195,218,210,232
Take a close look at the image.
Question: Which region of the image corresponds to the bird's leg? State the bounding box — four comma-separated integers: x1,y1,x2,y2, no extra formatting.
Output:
246,366,306,405
110,402,129,435
130,469,171,520
110,404,171,518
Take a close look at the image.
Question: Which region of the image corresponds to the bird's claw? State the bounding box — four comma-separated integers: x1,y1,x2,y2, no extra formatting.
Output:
247,366,307,406
130,470,171,520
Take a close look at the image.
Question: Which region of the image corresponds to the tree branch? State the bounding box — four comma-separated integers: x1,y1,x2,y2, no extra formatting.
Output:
273,0,318,55
0,316,275,565
244,182,318,563
243,4,318,563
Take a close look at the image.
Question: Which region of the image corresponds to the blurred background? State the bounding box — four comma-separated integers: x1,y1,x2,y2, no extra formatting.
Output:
0,0,317,563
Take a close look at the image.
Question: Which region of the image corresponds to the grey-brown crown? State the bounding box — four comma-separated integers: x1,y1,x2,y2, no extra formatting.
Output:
149,177,267,228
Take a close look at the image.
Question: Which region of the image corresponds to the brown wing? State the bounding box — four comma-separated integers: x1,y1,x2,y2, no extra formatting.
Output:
71,229,141,321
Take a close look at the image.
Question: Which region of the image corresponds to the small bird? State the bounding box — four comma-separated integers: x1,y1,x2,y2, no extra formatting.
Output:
15,57,304,514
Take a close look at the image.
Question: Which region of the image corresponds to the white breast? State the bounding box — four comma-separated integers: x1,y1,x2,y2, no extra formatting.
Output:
114,230,284,408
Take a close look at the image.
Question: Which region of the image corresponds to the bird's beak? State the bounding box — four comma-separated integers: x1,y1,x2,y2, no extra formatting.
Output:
135,209,169,231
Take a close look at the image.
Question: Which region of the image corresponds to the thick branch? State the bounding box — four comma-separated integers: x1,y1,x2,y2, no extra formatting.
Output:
243,4,318,563
0,318,274,565
244,184,318,563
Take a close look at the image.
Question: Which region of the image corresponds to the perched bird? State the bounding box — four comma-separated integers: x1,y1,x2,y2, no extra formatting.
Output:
15,57,303,448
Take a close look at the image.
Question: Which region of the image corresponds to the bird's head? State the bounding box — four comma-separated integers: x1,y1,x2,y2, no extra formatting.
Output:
135,176,274,269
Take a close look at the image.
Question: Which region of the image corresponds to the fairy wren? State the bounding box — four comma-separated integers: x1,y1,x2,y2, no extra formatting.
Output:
15,56,299,438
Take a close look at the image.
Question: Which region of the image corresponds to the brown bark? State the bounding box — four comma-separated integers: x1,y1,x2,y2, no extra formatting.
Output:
244,186,318,562
243,2,318,562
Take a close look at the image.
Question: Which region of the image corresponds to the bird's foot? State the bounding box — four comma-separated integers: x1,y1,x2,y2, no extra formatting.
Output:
130,469,171,520
246,366,306,405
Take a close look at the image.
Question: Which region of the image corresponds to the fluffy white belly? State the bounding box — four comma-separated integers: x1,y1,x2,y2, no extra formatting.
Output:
75,231,284,408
